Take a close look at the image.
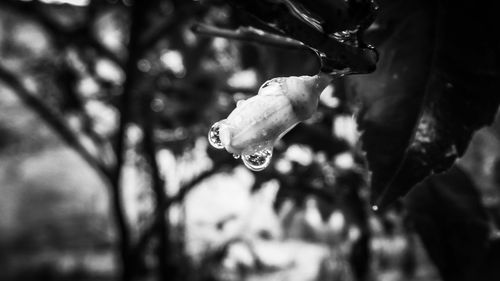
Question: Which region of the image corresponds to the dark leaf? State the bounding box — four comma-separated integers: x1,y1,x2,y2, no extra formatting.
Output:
347,0,500,209
405,165,498,281
292,0,377,34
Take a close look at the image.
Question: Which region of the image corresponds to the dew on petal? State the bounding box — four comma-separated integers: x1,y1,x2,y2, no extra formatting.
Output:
233,154,240,159
241,147,273,171
208,121,225,149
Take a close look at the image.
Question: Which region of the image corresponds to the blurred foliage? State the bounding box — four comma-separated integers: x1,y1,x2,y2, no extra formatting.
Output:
0,1,499,281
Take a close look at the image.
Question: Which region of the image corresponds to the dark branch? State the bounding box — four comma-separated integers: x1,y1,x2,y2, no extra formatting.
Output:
192,23,309,50
0,66,112,181
141,87,170,280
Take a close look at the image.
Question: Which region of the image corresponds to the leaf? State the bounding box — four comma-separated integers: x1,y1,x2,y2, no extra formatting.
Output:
405,165,497,281
347,0,500,209
292,0,377,34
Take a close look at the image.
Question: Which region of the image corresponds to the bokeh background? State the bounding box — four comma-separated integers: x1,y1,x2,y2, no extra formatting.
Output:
1,0,500,281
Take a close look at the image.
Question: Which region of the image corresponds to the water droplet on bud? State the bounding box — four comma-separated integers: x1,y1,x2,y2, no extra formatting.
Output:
208,121,224,149
233,154,240,159
242,147,273,171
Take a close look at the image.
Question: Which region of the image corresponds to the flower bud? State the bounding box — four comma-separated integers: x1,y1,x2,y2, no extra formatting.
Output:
209,73,332,171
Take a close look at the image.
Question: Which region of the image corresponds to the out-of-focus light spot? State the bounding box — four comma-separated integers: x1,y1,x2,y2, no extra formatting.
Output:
182,29,197,46
85,100,118,136
366,22,380,32
39,0,90,6
120,148,155,227
491,230,500,240
348,225,361,242
277,198,295,221
223,242,255,269
333,115,359,146
315,151,328,164
174,128,186,139
334,152,354,169
66,113,83,131
304,197,323,238
156,149,179,195
126,124,143,146
160,50,185,77
369,216,383,235
319,84,339,108
77,77,99,98
95,59,124,84
327,210,345,234
275,158,292,174
22,77,38,93
150,98,165,112
217,94,231,107
94,11,125,52
212,38,229,51
169,203,182,226
66,48,86,72
259,180,280,203
227,69,258,89
285,144,314,166
13,23,49,56
137,59,151,72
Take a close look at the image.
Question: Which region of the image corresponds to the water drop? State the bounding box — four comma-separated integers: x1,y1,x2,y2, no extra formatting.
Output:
371,205,379,211
208,121,224,149
242,147,273,171
233,154,240,159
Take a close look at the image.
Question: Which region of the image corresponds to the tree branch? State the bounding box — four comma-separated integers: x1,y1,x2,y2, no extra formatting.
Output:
141,89,170,280
0,66,112,181
106,3,145,280
192,23,308,50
